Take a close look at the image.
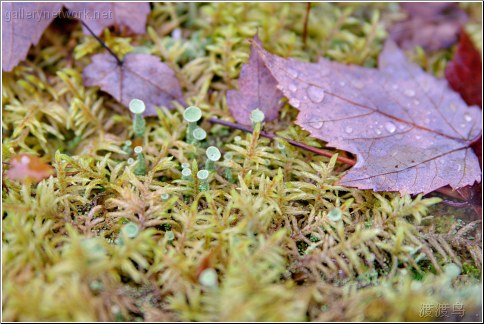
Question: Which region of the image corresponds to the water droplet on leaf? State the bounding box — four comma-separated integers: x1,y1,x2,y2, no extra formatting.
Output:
287,68,299,78
345,126,353,134
464,113,472,122
385,122,396,133
404,89,415,97
351,80,364,89
312,121,324,129
307,86,325,103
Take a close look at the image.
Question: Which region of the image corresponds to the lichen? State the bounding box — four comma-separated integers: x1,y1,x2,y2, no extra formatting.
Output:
2,2,482,321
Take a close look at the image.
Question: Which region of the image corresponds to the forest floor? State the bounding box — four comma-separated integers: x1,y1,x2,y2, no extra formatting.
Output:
2,2,482,321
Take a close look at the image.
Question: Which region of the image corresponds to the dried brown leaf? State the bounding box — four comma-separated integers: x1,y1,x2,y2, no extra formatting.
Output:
64,2,150,36
5,154,54,183
227,36,284,125
390,2,468,51
2,2,63,71
83,53,185,116
252,38,482,195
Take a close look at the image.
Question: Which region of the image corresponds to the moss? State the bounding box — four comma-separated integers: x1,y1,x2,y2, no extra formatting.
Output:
2,2,482,321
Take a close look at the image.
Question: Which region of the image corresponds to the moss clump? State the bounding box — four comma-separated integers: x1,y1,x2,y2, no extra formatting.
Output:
2,2,482,321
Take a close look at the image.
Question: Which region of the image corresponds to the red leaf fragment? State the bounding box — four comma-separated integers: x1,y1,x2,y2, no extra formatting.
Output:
64,2,150,36
2,2,63,71
252,38,482,195
227,36,284,125
5,154,54,183
445,30,482,108
445,30,482,217
83,53,185,116
390,2,468,51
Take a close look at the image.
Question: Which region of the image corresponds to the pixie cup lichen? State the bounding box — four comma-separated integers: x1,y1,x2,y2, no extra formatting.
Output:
250,108,265,129
133,146,146,176
181,167,192,180
192,127,207,141
129,99,146,139
122,222,140,238
183,106,202,144
197,169,210,191
205,146,221,171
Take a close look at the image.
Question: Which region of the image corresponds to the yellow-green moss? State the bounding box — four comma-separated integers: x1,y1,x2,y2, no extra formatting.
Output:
2,2,482,321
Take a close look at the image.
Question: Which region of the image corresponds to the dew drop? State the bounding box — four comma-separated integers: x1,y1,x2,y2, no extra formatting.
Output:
398,124,406,130
287,68,299,78
415,135,421,140
391,84,399,90
312,121,324,129
307,86,325,103
456,164,462,172
385,122,396,133
375,129,382,135
404,89,415,97
460,123,466,128
464,113,472,122
339,81,346,87
291,99,300,108
288,83,297,92
345,126,353,134
351,80,364,89
421,81,430,93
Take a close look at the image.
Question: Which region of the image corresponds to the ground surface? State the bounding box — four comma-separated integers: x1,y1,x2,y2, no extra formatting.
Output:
2,2,482,321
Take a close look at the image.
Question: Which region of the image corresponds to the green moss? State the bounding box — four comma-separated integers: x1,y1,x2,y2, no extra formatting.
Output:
462,263,481,278
2,2,482,321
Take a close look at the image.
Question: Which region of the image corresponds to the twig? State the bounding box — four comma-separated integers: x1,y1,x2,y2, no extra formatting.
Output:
208,117,467,202
302,3,311,49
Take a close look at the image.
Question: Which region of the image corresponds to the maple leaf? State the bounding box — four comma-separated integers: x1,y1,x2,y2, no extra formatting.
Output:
251,38,482,195
83,53,185,116
2,2,63,71
389,2,468,51
64,2,150,36
227,36,284,125
5,153,54,183
445,30,483,216
445,30,482,109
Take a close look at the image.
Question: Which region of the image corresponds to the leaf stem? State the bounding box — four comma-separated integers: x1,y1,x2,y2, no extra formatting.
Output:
209,117,467,202
68,11,123,66
208,117,355,166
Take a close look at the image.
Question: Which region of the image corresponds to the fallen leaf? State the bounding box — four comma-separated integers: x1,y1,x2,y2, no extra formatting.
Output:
64,2,150,36
2,2,63,71
445,30,482,216
227,36,284,125
389,2,468,51
83,53,185,116
445,30,482,108
252,38,482,195
5,153,54,183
